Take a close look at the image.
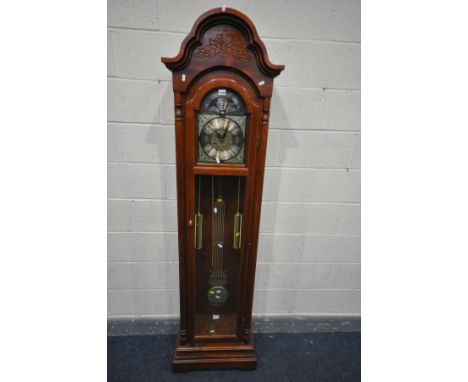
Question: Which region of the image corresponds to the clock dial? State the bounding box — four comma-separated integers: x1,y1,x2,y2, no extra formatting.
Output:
197,88,247,164
199,117,244,162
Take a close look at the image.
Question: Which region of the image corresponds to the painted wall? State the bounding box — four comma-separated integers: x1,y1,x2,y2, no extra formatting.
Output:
108,0,360,318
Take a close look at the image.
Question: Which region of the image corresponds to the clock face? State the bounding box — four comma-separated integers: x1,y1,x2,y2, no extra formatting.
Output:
199,117,244,162
197,89,247,164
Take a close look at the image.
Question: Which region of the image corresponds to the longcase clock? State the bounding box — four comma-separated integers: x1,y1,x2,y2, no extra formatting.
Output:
161,7,284,371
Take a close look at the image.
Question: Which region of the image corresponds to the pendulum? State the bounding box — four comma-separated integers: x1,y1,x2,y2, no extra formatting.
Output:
207,176,228,307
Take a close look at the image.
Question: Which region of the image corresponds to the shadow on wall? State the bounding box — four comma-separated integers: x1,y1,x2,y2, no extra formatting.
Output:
128,83,174,308
255,86,299,315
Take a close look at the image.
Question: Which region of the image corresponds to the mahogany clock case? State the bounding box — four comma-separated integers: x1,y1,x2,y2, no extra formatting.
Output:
162,7,284,372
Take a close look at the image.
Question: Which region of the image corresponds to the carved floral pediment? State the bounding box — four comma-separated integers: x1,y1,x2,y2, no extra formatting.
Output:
161,7,284,78
195,30,252,61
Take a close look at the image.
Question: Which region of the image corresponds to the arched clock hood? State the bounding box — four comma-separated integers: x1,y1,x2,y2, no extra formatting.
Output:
162,7,284,97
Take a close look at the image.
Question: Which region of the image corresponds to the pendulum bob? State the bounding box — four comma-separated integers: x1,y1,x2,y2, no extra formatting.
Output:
207,285,228,306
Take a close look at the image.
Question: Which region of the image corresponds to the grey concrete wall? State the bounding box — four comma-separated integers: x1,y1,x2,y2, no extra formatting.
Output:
108,0,361,318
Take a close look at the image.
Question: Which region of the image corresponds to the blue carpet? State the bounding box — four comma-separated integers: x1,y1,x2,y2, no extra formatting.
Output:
108,332,360,381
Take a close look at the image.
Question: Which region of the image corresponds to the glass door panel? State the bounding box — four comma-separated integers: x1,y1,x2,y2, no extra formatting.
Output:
193,175,245,338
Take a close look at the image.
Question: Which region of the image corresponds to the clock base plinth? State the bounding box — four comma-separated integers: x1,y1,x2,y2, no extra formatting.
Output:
172,333,257,372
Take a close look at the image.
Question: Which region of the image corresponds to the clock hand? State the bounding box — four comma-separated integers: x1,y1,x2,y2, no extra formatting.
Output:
221,120,229,140
212,120,223,138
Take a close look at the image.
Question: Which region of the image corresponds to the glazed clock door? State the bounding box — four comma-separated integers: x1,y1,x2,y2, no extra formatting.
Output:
190,87,250,341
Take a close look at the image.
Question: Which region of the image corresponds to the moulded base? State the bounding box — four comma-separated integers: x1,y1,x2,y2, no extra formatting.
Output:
172,333,257,372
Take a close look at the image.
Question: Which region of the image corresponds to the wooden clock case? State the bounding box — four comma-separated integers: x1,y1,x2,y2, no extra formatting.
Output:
161,7,284,372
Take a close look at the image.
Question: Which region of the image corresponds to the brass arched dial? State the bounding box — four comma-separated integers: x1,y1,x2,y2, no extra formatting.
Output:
199,117,244,162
